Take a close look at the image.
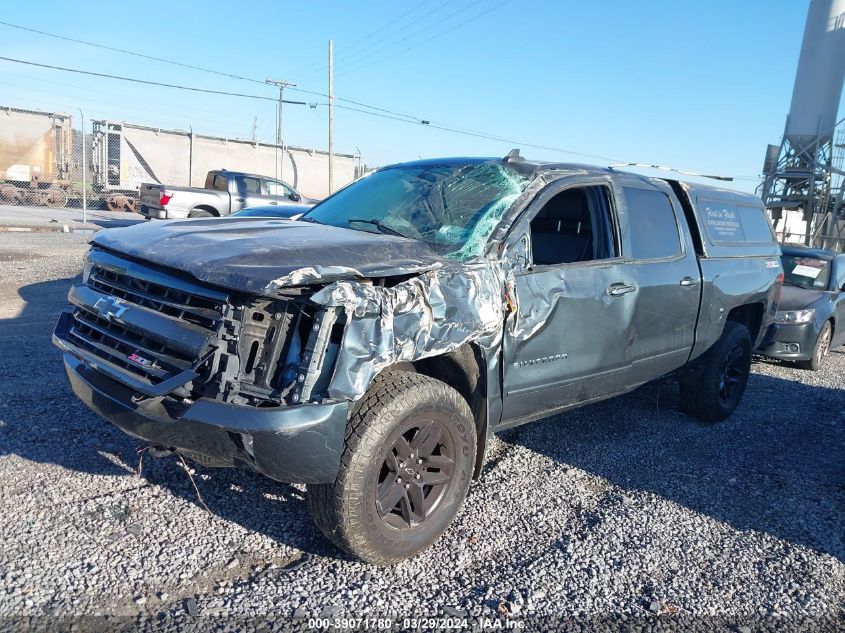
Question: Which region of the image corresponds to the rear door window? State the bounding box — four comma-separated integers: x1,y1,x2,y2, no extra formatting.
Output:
623,187,682,260
699,199,774,244
236,176,262,195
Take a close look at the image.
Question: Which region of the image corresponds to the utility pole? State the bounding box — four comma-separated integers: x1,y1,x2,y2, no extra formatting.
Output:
328,39,334,195
251,116,258,142
79,109,87,223
266,78,296,181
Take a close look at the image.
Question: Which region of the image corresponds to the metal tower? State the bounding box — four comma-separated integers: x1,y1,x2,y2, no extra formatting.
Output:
761,0,845,251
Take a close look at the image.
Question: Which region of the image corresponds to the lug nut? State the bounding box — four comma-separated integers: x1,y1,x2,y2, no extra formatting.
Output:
404,483,410,489
397,477,402,483
415,474,421,480
417,458,423,464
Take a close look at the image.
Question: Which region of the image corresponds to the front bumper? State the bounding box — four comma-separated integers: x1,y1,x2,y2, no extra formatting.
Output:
59,352,349,484
756,321,819,361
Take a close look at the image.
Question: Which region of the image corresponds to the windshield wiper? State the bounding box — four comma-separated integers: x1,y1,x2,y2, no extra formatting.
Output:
298,216,322,224
347,218,409,239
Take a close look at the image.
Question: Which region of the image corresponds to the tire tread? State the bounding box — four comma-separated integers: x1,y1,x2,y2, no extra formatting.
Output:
307,370,474,564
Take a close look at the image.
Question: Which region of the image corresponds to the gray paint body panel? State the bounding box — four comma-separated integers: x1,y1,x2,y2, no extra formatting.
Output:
55,157,783,483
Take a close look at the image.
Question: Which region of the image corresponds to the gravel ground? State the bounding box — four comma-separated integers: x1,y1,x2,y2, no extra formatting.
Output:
0,233,843,631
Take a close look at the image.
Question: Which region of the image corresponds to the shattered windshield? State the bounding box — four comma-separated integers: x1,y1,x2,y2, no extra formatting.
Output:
302,162,528,260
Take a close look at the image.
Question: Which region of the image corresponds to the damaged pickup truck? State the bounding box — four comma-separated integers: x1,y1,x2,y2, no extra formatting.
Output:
54,152,782,563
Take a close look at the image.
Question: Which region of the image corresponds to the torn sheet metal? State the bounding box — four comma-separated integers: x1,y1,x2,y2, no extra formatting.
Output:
265,266,365,293
311,260,508,400
92,218,444,295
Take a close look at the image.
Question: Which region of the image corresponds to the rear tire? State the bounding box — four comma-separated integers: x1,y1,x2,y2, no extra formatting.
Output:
188,208,214,218
797,320,832,371
307,370,476,564
680,321,752,422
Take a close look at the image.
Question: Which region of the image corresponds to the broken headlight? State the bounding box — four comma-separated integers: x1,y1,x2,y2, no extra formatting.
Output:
775,309,815,324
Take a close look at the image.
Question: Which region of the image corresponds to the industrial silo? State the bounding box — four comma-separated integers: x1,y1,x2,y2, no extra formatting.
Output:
786,0,845,152
761,0,845,250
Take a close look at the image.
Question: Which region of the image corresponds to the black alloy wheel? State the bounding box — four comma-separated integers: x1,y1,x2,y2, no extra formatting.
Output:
307,370,476,564
376,419,456,530
718,344,747,405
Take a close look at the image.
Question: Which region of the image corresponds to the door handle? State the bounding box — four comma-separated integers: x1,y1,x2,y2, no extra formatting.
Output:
679,277,699,287
270,201,278,205
235,197,245,202
606,283,637,296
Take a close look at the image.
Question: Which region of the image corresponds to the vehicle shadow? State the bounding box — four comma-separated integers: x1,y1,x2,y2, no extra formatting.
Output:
0,275,343,559
495,371,845,563
3,276,843,562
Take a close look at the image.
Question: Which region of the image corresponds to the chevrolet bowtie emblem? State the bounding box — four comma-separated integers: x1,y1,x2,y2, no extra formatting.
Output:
94,296,128,322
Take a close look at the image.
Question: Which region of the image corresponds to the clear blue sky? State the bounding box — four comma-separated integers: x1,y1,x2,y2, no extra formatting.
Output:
0,0,823,192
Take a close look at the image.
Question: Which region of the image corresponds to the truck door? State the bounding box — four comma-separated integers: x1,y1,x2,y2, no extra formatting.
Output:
231,174,265,211
620,182,700,378
265,179,302,206
501,180,638,424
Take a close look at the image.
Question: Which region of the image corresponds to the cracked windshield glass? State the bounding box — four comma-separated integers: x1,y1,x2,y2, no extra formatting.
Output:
302,161,528,260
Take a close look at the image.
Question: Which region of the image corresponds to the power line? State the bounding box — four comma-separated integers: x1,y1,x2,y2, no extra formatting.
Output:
0,19,424,123
288,0,441,77
0,44,756,181
297,0,462,81
338,0,511,78
327,102,625,163
0,56,307,103
325,0,488,79
0,20,266,85
288,86,420,122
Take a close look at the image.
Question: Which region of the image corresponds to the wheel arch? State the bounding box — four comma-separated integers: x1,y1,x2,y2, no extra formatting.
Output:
725,302,764,342
374,343,490,479
190,205,219,217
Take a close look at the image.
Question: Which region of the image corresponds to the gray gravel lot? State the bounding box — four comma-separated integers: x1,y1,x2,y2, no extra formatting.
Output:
0,232,843,630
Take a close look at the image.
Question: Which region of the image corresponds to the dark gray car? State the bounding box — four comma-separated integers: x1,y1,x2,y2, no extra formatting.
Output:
757,245,845,370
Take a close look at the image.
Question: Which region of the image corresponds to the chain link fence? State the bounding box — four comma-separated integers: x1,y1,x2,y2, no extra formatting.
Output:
0,103,364,215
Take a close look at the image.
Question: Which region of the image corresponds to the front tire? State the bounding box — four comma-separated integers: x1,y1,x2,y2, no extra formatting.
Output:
307,370,476,564
680,321,752,422
797,320,832,371
188,208,214,218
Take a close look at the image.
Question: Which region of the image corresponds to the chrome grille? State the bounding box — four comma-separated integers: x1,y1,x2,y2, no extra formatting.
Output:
87,263,223,330
63,250,228,389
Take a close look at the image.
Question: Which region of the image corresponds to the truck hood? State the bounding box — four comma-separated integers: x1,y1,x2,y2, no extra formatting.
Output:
92,217,446,295
778,284,827,311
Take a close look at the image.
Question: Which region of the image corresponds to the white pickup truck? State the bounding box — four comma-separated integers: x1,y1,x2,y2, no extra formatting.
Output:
139,169,314,219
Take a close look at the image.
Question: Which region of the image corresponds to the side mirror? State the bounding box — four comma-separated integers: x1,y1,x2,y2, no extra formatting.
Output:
289,192,301,202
